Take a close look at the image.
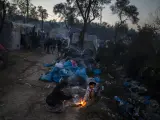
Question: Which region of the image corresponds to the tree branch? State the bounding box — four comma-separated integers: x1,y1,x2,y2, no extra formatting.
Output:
85,0,92,18
75,0,85,20
88,2,97,23
89,8,96,23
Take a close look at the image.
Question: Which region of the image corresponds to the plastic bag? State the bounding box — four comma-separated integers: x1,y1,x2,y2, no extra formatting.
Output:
60,68,73,77
52,74,62,83
94,77,101,83
123,82,130,87
64,60,72,68
71,60,77,67
50,67,60,73
55,62,64,68
75,67,88,80
39,73,52,82
43,63,53,67
93,69,101,75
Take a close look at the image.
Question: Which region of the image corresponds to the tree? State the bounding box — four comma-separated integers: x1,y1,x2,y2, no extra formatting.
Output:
29,4,38,20
0,0,8,33
13,0,31,23
111,0,139,41
150,7,160,32
54,0,111,48
7,3,18,20
37,6,48,31
114,22,128,40
74,0,111,48
26,0,29,23
53,1,76,29
127,24,156,78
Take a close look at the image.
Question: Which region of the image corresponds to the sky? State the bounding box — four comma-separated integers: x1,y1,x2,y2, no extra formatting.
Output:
11,0,160,27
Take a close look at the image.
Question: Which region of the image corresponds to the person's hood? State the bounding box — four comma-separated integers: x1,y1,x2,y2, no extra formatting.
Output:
87,78,96,85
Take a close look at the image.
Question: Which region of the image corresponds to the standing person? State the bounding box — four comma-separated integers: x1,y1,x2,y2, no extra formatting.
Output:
57,39,62,57
51,38,57,54
46,81,73,113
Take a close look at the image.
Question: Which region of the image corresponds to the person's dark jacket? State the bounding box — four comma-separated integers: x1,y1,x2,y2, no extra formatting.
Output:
57,39,62,51
46,83,72,107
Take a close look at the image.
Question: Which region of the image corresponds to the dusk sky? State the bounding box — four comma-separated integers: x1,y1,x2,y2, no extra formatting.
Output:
11,0,160,27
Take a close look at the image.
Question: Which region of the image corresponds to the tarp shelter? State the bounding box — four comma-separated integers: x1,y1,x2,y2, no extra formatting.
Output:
0,21,35,50
12,22,35,50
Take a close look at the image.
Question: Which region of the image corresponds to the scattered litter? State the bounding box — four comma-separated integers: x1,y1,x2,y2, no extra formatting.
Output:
116,66,123,71
108,73,114,79
25,83,32,87
105,81,111,85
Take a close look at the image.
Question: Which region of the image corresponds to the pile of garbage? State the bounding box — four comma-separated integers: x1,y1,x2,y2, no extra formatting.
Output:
39,58,101,84
113,80,160,120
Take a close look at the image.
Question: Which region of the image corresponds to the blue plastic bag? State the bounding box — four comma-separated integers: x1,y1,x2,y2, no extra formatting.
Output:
64,60,72,68
39,73,52,82
75,67,88,80
43,63,53,67
50,67,59,72
93,69,101,75
68,66,78,73
59,69,73,77
94,77,101,83
52,74,62,83
123,82,130,87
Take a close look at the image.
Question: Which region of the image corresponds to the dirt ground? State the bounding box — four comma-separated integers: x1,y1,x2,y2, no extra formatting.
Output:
0,51,81,120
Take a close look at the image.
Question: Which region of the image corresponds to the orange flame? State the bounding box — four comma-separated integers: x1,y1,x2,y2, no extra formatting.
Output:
76,99,86,107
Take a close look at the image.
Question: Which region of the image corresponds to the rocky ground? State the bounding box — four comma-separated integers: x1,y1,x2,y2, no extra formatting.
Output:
0,51,81,120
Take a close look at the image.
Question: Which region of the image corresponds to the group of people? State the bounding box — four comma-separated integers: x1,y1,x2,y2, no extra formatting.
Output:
44,38,63,55
46,78,101,113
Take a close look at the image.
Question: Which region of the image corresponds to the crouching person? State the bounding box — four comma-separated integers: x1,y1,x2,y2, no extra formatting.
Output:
83,81,98,106
46,81,73,113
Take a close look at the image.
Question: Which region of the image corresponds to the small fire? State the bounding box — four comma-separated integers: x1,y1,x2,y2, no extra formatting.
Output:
77,99,87,107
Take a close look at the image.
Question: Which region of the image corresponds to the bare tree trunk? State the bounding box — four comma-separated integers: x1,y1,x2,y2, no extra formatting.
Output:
26,0,29,23
79,22,87,49
0,1,6,34
114,30,118,43
41,13,44,31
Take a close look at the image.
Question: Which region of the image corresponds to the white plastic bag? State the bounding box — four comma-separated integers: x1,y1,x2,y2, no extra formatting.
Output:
55,62,64,68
